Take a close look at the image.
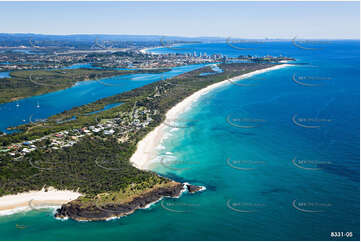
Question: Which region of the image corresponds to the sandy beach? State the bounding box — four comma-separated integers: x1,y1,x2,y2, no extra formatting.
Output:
139,46,161,54
0,187,82,215
139,47,150,54
0,64,291,216
130,64,293,170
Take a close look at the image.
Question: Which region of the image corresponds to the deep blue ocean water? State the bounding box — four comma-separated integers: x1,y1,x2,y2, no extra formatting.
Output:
0,41,359,240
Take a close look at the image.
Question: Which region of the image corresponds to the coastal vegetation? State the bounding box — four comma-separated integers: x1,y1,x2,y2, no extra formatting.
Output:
0,68,169,104
0,62,276,220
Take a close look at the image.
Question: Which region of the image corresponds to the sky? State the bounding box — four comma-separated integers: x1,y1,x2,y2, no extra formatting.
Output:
0,1,359,39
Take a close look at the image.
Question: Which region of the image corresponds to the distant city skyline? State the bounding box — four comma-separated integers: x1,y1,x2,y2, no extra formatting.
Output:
0,1,359,39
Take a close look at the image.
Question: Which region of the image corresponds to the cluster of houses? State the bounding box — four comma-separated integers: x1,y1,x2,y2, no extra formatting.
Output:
0,48,224,72
0,105,155,161
237,55,295,63
0,130,82,160
0,52,86,71
86,51,219,69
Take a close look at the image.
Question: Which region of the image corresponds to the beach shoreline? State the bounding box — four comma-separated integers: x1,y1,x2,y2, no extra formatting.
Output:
0,63,292,218
139,46,161,54
0,187,82,215
130,64,293,170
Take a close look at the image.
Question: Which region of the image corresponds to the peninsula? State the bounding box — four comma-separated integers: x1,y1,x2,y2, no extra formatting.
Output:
0,61,292,221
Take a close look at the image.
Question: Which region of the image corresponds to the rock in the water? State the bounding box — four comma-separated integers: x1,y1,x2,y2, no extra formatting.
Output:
186,184,203,193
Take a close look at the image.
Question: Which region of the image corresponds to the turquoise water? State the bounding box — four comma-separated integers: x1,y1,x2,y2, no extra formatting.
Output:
0,41,359,240
62,63,94,70
0,64,205,133
0,71,10,78
199,64,223,76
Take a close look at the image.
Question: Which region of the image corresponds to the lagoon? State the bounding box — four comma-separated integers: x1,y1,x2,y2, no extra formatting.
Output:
0,64,206,133
0,71,10,78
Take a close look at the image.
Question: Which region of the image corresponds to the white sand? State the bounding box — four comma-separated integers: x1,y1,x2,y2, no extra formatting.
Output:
139,48,150,54
130,64,293,170
0,187,82,215
140,47,160,54
0,64,291,216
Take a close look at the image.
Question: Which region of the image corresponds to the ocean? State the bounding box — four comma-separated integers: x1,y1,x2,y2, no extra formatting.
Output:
0,40,359,241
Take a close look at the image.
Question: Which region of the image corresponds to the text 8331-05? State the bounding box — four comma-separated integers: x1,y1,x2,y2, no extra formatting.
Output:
330,232,353,238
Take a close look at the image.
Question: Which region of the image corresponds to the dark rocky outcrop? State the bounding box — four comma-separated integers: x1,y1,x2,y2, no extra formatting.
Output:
186,184,204,193
55,182,204,221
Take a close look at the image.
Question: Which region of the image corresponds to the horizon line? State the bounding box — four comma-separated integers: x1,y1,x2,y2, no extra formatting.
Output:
0,33,359,40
